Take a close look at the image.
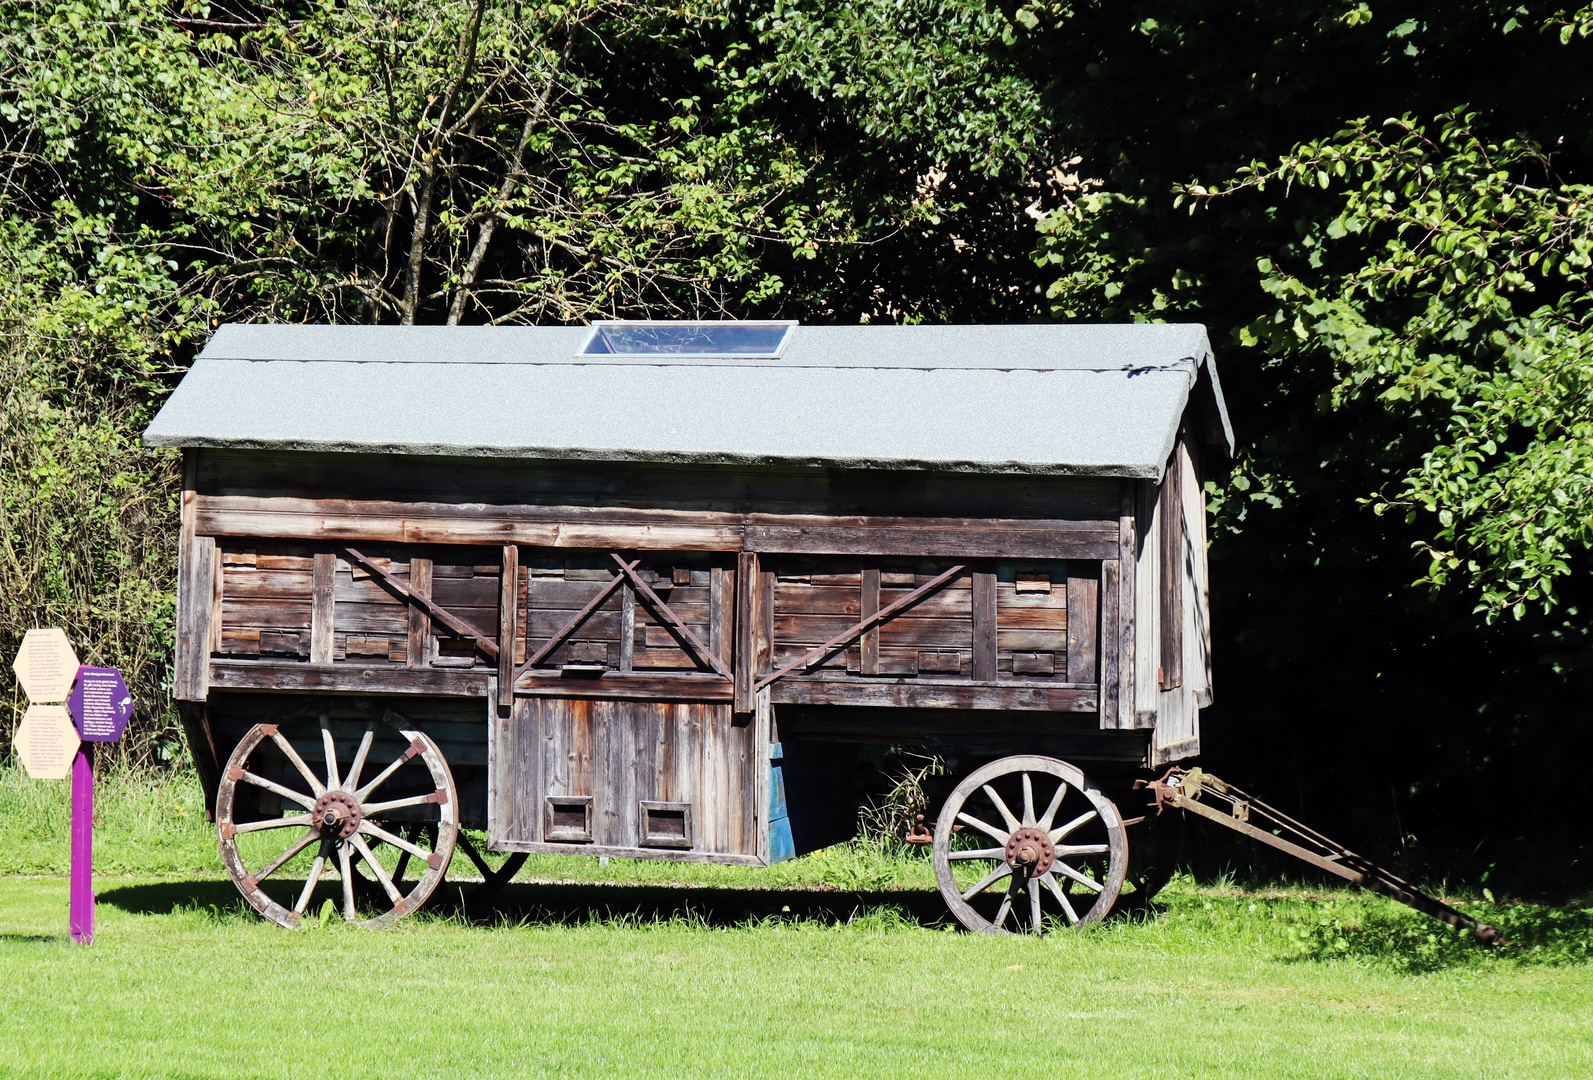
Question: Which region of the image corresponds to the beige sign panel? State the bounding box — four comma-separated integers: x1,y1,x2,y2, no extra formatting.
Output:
12,628,80,704
16,704,80,780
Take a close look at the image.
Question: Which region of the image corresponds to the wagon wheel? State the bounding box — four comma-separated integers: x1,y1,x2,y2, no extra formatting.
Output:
1115,806,1185,912
216,707,459,929
932,755,1127,934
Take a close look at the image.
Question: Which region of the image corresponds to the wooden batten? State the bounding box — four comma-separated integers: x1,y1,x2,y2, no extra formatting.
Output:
497,544,518,707
174,450,214,702
1159,442,1185,691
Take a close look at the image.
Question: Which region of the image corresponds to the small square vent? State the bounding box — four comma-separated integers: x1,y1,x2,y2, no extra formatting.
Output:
639,801,693,849
544,795,594,843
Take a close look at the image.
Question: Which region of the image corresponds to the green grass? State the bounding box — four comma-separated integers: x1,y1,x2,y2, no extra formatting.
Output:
3,764,1592,1078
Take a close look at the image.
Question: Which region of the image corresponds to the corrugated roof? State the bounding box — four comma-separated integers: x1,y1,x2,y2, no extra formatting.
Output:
142,323,1233,478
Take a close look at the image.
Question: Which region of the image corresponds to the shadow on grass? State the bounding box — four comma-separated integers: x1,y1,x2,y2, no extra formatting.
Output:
1286,900,1593,971
97,878,957,929
0,932,66,943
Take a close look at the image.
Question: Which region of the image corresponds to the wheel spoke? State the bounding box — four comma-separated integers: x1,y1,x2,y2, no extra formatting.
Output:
337,841,357,921
294,841,331,914
1028,878,1043,932
320,714,341,791
1037,780,1068,831
234,814,313,834
1021,773,1036,827
350,834,404,904
269,731,327,797
236,769,316,810
992,887,1014,929
343,722,377,794
1040,871,1080,925
1050,809,1098,843
955,811,1010,845
359,820,435,862
1056,843,1109,856
355,751,413,803
391,824,417,884
947,846,1007,862
256,829,319,883
959,862,1013,901
981,784,1022,833
362,792,443,816
1054,860,1103,893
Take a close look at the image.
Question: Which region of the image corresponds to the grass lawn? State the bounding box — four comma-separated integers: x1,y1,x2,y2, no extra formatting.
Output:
1,767,1591,1079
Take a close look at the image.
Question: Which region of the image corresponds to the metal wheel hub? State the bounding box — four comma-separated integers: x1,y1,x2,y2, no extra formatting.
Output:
312,791,363,839
1005,826,1055,877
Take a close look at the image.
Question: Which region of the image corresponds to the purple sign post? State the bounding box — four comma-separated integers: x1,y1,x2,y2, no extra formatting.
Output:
65,666,133,945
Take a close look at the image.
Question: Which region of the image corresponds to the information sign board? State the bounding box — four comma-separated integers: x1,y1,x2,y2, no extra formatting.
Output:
16,704,80,780
67,667,133,742
11,628,80,703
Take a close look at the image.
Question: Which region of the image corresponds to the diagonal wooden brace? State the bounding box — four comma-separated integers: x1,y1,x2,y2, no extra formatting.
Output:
611,554,733,680
344,546,500,662
514,557,639,681
755,563,967,691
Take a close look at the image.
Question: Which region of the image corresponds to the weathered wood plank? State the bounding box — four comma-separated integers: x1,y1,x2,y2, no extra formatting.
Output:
859,568,880,676
734,553,758,712
498,544,518,707
208,659,489,696
769,680,1098,712
1159,445,1184,691
1115,480,1139,729
309,552,336,665
346,545,500,662
407,557,434,669
744,525,1117,559
487,841,763,866
971,571,996,682
175,451,213,702
1099,559,1121,726
1066,561,1099,685
514,674,734,702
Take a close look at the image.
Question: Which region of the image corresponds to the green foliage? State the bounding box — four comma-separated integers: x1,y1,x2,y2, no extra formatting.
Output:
1195,114,1593,620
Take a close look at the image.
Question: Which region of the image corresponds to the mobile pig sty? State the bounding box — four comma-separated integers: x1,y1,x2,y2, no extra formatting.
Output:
144,321,1232,932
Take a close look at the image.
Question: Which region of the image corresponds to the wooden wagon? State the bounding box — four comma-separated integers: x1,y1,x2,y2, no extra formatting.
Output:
144,320,1233,933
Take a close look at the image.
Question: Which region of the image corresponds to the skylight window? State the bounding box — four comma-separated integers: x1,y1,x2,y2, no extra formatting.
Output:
578,320,796,358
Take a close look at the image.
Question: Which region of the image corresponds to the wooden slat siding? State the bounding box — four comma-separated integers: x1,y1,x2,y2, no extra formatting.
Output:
198,450,1122,518
1114,482,1140,730
309,552,337,664
498,545,518,706
972,571,997,682
734,553,757,711
1159,444,1184,691
1132,478,1160,728
1066,561,1100,685
859,568,881,675
175,451,213,701
208,658,490,695
769,680,1098,711
700,704,724,853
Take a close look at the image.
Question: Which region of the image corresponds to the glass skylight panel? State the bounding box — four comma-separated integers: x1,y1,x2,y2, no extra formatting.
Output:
579,320,796,358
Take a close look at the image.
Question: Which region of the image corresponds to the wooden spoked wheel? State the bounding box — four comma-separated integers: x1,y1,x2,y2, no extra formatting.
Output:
217,708,459,929
933,756,1127,934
